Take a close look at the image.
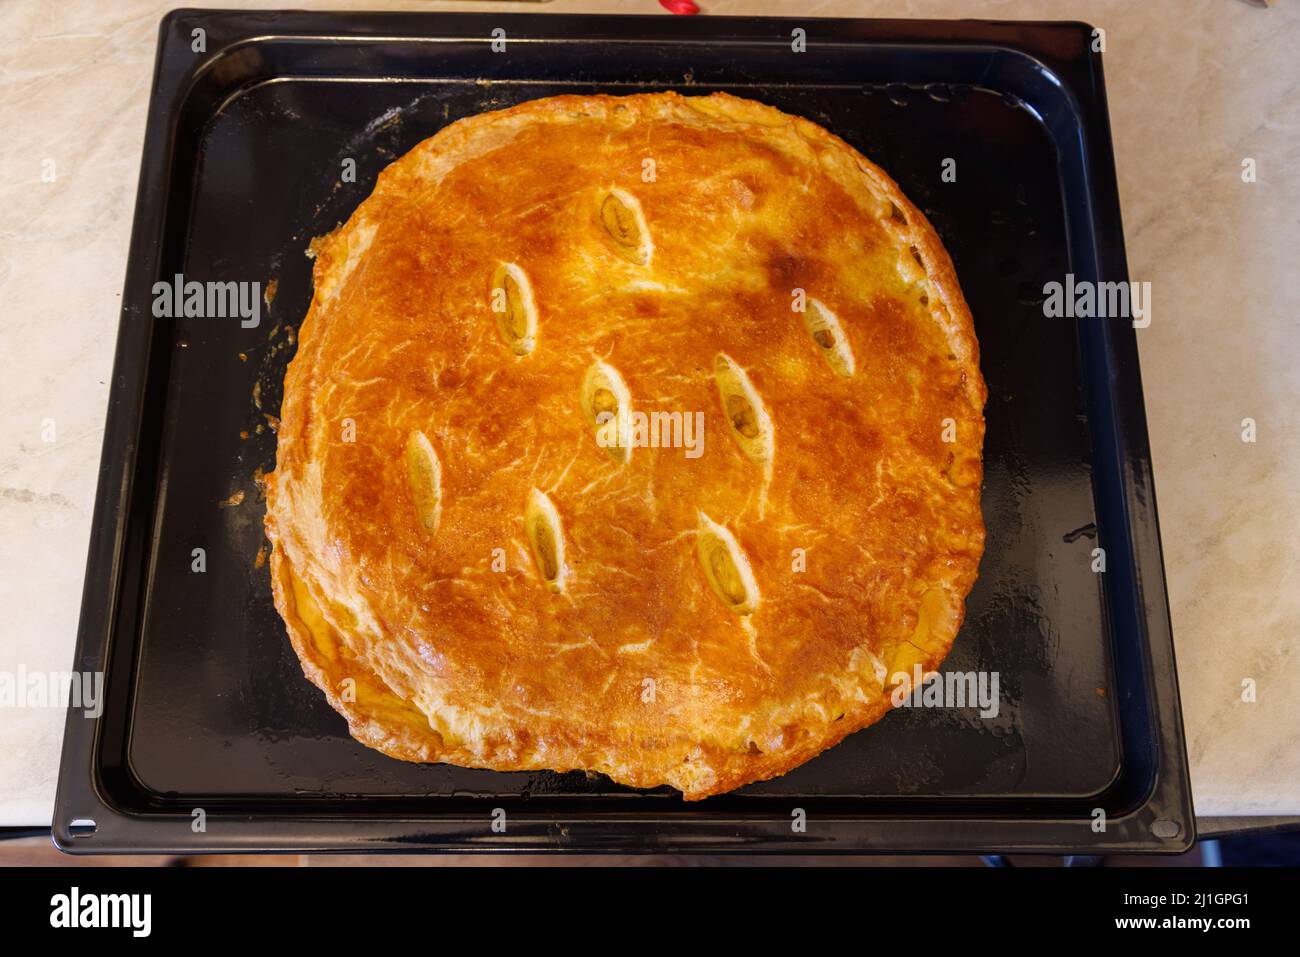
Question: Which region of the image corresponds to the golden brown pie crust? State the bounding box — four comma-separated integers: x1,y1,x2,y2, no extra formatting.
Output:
264,92,986,800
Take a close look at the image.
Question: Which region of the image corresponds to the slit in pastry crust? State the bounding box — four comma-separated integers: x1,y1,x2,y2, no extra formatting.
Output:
525,489,567,593
489,262,538,356
713,352,774,465
598,188,653,266
696,512,759,615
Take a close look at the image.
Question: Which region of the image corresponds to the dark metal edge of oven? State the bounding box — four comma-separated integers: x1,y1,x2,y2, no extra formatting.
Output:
54,10,1192,854
1063,30,1195,854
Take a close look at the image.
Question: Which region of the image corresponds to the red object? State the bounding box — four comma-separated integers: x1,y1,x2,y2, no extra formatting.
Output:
659,0,700,14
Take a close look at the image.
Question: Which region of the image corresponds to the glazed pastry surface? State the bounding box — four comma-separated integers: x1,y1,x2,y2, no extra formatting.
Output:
264,92,986,799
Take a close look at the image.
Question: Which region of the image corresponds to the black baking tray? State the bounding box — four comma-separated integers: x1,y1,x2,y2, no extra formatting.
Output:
55,10,1192,853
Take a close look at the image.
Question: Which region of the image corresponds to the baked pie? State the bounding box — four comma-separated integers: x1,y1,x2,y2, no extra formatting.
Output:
264,92,986,800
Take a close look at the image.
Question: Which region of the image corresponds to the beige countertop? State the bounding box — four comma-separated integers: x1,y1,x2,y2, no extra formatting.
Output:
1,0,1296,828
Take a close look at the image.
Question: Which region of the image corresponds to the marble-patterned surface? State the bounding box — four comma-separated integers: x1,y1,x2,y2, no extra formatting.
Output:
0,0,1295,826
